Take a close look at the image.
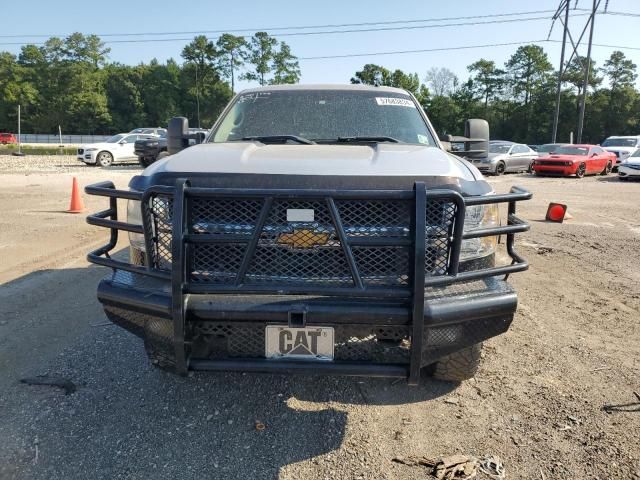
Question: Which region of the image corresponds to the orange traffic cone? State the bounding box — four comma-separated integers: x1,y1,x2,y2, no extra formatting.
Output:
67,177,85,213
545,202,572,223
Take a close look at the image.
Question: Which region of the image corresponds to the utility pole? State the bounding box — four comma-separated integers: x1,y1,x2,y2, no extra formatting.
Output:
551,0,570,143
195,62,201,129
576,0,597,143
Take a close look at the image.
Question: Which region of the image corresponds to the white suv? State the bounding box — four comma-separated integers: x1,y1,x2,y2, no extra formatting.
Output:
77,133,156,167
601,136,640,169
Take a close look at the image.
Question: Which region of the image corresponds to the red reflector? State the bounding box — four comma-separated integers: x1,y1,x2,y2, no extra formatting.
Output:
546,203,567,223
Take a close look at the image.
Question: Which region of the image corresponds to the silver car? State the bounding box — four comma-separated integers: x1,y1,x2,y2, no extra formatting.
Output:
473,141,537,175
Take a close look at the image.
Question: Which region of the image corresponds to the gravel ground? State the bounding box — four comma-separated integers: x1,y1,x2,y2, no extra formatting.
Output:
0,155,140,174
0,158,639,479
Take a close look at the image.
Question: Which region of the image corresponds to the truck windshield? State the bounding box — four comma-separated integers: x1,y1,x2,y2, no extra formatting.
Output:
210,90,436,146
602,138,637,147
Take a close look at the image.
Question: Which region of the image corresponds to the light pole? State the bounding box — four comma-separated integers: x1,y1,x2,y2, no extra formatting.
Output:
195,62,201,129
13,104,24,156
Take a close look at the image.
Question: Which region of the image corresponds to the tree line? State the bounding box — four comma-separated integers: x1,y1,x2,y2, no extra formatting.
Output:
352,45,639,144
1,34,638,144
0,32,300,134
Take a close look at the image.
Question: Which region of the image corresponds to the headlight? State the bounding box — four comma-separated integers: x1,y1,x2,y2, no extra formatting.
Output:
127,199,146,254
85,148,98,152
460,203,498,260
147,142,158,146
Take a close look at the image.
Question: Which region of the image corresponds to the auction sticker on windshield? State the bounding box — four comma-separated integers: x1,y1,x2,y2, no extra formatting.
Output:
375,97,415,108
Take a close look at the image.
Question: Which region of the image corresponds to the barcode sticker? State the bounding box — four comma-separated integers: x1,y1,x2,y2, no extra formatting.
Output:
375,97,415,108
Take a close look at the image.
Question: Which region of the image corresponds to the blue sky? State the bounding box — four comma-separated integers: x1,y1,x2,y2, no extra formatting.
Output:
3,0,639,90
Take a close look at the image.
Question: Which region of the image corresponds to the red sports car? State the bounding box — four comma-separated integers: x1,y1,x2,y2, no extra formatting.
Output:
0,132,17,145
532,144,615,178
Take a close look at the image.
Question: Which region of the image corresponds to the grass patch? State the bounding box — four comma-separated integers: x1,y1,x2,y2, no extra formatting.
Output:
0,146,77,155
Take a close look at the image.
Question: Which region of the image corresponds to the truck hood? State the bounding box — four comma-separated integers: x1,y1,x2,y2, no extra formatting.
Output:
144,142,478,178
133,142,490,195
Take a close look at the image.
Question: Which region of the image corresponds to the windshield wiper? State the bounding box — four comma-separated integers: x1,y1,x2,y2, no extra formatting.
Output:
336,136,401,144
241,135,316,145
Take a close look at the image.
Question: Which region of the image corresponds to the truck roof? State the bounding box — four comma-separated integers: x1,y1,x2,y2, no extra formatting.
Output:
238,83,410,95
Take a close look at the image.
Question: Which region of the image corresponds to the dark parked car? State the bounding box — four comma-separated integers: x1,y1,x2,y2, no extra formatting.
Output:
135,128,207,167
134,136,167,167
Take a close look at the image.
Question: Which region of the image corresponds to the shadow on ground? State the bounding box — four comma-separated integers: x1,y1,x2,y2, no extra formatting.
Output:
0,264,454,480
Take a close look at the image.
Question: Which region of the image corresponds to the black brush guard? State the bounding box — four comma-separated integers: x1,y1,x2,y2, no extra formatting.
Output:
86,180,531,384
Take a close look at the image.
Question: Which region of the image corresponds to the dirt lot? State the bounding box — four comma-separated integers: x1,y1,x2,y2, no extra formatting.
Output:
0,156,638,479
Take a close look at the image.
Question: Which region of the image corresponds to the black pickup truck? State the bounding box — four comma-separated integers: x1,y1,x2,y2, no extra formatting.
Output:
86,85,531,385
135,128,208,167
134,136,168,167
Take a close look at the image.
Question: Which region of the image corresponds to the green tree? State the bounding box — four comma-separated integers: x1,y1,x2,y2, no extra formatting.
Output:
505,45,553,139
243,32,278,86
104,64,147,132
242,33,300,86
215,34,248,93
600,51,638,137
63,33,110,68
181,36,222,127
271,42,300,85
505,45,553,106
467,59,504,115
0,52,38,131
351,65,427,102
141,58,182,127
351,64,391,86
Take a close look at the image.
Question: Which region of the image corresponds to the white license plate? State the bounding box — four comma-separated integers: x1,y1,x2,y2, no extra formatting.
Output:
265,326,334,360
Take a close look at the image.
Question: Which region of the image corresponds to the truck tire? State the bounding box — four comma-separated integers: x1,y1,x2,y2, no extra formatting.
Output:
138,156,154,168
431,343,482,382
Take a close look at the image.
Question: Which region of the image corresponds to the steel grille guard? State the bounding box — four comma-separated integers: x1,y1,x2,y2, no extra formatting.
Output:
85,180,531,382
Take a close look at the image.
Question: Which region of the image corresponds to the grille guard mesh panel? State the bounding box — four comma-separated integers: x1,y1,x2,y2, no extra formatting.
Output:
144,196,457,288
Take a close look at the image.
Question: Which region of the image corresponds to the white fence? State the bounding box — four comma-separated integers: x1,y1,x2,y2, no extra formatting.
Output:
20,134,111,144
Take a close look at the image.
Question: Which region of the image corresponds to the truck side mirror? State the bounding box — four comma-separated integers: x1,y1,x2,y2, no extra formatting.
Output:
167,117,189,155
464,119,489,159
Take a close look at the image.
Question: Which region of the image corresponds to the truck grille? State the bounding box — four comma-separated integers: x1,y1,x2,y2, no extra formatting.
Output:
143,195,457,289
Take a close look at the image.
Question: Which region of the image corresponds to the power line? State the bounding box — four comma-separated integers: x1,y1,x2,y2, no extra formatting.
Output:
298,39,640,61
0,15,576,47
546,39,640,51
578,9,640,17
298,40,547,60
0,9,559,39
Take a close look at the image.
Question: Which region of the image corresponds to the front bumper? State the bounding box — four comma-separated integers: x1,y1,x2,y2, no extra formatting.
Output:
470,160,496,173
618,164,640,177
77,151,97,164
98,270,517,376
533,164,577,176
